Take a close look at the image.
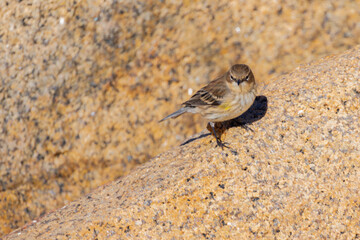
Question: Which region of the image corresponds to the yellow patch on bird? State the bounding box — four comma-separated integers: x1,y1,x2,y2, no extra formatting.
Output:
220,103,232,111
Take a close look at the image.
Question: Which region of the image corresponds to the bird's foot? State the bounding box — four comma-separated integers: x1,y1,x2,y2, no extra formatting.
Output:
207,122,229,149
215,138,230,149
239,123,254,132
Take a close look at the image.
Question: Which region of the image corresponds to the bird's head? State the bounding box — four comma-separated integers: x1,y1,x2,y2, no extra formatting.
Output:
227,64,256,93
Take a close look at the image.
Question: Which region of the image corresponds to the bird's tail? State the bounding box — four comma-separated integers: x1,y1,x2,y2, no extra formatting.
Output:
159,108,187,122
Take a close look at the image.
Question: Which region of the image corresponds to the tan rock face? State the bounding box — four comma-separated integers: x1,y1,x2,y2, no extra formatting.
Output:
1,0,360,236
5,46,360,239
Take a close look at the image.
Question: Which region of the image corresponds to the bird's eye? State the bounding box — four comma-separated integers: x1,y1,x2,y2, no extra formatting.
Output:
230,75,236,81
245,76,249,81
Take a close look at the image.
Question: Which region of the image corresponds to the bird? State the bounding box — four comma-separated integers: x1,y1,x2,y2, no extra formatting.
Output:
160,64,257,147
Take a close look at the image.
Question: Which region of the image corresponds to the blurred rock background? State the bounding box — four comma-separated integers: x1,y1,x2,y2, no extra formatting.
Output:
0,0,359,236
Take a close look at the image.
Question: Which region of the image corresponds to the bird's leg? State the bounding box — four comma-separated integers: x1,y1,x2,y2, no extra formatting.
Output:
208,122,228,149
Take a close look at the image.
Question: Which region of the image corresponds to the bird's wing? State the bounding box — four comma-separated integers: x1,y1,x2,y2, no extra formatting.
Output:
183,77,227,107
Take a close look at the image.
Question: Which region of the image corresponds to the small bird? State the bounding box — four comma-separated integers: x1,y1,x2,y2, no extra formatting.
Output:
160,64,257,147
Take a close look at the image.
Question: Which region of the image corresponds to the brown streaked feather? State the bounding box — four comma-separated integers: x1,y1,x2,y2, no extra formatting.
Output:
183,76,227,107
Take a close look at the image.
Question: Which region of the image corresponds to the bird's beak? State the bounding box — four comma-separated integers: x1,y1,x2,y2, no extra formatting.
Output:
237,79,241,85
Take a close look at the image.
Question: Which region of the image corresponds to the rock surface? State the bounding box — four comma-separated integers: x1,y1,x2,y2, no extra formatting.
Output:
1,0,360,236
5,45,360,239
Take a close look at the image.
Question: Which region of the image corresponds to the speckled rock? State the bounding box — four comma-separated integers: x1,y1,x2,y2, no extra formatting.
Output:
1,0,360,236
5,45,360,239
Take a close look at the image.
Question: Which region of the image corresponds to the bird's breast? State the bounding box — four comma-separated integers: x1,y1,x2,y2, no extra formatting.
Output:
205,90,255,122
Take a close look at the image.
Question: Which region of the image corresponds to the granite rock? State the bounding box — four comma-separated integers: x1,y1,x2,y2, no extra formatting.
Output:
1,0,360,236
5,45,360,239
